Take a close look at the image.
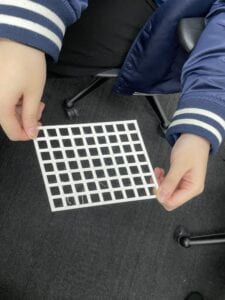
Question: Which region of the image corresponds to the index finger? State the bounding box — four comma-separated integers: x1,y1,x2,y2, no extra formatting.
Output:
0,105,29,141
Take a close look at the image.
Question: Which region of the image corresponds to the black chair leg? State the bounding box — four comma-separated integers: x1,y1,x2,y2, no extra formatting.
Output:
145,95,170,135
174,226,225,248
64,77,109,119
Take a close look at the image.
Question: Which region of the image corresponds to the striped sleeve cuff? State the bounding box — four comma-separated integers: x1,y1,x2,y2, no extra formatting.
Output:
0,0,87,61
165,99,225,155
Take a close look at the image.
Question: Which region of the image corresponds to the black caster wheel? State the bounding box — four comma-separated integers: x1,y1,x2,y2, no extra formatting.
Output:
174,226,191,248
64,102,79,120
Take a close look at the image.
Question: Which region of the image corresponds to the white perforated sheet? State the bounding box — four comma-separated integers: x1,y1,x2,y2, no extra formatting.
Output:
33,120,158,212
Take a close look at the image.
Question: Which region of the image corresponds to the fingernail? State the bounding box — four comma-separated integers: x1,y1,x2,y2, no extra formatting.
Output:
27,127,38,139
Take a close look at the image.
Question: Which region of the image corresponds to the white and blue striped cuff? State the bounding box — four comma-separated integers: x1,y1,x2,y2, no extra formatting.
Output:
166,107,225,154
0,0,74,61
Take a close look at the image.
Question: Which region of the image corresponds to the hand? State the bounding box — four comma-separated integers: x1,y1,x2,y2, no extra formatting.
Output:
0,39,46,141
154,133,210,211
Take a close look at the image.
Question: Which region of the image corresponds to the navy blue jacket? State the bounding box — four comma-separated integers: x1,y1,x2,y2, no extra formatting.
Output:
0,0,224,154
114,0,225,155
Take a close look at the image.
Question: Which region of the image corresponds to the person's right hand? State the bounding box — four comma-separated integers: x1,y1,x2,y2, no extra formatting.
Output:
0,39,46,141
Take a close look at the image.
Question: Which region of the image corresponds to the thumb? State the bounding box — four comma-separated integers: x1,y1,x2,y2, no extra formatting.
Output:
157,162,187,203
22,95,41,139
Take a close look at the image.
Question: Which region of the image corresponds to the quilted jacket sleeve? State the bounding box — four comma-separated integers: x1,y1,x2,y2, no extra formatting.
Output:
0,0,88,61
166,1,225,154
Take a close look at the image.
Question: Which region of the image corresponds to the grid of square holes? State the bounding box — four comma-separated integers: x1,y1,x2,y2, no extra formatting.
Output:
34,120,158,212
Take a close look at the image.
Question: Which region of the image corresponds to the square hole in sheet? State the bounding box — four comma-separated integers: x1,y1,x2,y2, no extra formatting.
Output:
114,191,124,200
74,138,84,146
72,172,82,181
44,163,54,172
91,194,100,203
63,185,73,194
117,124,125,131
83,126,92,134
96,169,105,178
47,129,57,137
122,178,131,187
59,128,69,136
137,188,147,197
92,159,101,167
106,125,114,132
104,157,113,166
41,152,51,161
112,146,120,154
107,168,117,177
99,181,109,189
81,160,90,168
89,148,98,156
38,130,45,138
71,127,81,135
94,126,103,133
130,166,139,174
84,171,93,179
123,145,132,153
87,182,97,191
60,173,70,182
78,149,87,157
51,186,60,196
47,175,57,184
119,167,128,176
103,192,112,201
66,150,75,158
86,137,95,145
53,151,63,160
127,123,136,131
126,155,135,164
141,165,150,173
69,161,78,169
111,179,120,188
38,141,48,149
134,177,143,185
57,162,66,171
78,195,88,204
75,183,84,193
125,189,135,198
109,135,118,143
97,136,107,144
50,140,60,148
66,196,76,206
134,144,143,152
100,147,110,155
138,154,146,162
54,198,63,208
63,139,72,147
120,134,129,142
115,156,124,165
131,133,139,141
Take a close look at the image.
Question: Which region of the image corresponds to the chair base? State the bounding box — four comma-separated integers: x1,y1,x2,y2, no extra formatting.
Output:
63,76,170,136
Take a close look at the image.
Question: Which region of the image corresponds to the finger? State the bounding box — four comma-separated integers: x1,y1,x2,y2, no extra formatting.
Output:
0,105,29,141
151,168,165,196
154,167,165,184
161,185,199,211
37,102,45,120
22,95,41,139
156,163,187,203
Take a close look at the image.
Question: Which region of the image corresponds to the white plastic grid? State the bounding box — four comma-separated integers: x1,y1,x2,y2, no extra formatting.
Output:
33,120,158,212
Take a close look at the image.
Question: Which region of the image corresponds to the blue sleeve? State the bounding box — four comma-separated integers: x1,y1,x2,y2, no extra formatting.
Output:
0,0,88,61
166,1,225,155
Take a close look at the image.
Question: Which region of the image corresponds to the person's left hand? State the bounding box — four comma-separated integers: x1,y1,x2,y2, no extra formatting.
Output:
154,133,210,211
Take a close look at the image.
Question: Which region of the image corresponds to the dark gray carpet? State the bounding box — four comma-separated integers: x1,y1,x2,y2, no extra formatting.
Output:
0,77,225,300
